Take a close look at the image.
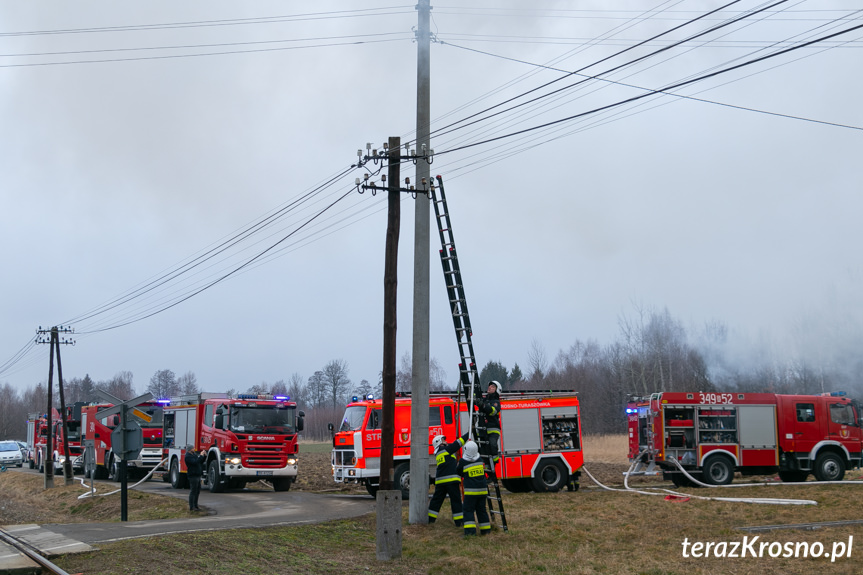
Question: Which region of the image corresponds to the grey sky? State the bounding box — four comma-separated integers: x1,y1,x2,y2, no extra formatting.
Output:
2,1,861,395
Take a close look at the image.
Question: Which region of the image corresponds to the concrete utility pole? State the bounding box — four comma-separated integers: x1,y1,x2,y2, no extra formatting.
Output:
409,0,432,525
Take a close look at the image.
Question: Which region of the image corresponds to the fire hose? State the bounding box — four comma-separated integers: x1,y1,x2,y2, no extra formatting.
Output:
76,458,169,499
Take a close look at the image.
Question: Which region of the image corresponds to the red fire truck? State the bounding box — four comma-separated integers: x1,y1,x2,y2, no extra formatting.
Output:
162,392,304,492
80,402,167,480
26,403,86,473
628,391,863,485
331,390,583,497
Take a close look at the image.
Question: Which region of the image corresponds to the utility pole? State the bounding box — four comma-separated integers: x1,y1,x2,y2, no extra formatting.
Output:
35,326,75,488
410,0,432,525
355,139,435,560
378,136,402,561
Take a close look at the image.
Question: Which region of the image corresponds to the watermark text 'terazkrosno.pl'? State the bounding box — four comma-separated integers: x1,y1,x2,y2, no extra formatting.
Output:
682,536,853,562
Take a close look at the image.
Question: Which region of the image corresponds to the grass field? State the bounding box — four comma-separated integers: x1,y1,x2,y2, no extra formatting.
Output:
47,434,863,575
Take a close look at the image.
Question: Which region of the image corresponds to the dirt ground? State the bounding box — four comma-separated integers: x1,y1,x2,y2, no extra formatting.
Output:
0,449,634,526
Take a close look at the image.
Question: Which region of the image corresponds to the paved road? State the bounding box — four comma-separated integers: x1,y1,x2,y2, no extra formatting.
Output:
14,468,377,544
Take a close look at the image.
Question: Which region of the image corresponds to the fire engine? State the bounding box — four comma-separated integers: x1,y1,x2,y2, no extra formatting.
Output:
80,402,166,480
331,390,583,497
161,392,304,492
26,403,86,473
628,391,863,485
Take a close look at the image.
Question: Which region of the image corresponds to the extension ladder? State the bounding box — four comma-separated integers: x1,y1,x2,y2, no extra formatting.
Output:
431,174,508,533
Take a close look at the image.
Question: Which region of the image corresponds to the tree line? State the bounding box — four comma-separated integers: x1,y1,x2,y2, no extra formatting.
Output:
3,302,861,440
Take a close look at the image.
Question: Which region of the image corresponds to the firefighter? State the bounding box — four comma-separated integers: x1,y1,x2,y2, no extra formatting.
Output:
475,380,502,463
185,446,207,512
457,440,491,536
428,433,469,526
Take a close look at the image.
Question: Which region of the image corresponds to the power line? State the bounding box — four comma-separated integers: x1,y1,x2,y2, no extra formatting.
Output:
0,6,415,37
436,20,863,156
0,37,408,68
440,40,863,132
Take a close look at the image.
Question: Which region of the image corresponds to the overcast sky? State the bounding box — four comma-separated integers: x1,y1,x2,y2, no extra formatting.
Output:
2,1,861,396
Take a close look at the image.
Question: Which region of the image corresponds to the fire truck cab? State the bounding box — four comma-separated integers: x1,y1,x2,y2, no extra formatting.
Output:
628,391,863,485
162,393,304,493
27,404,86,473
80,402,166,480
331,390,583,497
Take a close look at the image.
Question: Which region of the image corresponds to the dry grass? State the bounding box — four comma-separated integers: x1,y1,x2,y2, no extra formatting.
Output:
54,482,863,575
9,434,863,574
582,434,631,464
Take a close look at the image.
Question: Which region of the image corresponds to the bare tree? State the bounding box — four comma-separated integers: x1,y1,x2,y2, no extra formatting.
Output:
177,371,199,395
0,383,26,439
396,352,412,393
429,357,449,391
99,371,135,400
528,338,548,382
323,359,352,409
147,369,178,399
307,371,326,408
287,373,307,410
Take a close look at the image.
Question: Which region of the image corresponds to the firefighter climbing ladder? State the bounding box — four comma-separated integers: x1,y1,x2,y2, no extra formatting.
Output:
431,174,508,533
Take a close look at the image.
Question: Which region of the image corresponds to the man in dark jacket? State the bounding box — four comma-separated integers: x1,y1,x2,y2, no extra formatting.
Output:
475,381,502,463
456,440,490,536
185,446,207,511
427,433,469,526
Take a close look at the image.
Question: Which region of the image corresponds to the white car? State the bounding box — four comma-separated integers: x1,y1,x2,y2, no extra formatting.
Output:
0,441,24,467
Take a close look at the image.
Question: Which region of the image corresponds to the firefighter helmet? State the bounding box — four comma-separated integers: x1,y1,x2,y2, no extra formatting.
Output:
432,435,446,450
463,440,480,462
488,380,502,393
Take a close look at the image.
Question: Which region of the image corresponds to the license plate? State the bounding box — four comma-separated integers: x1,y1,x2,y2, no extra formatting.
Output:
256,470,273,476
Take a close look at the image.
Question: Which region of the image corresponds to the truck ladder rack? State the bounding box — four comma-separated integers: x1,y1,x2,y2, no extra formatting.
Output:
432,174,508,533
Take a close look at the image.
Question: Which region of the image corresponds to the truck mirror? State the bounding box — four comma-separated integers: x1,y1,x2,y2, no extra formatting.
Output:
214,414,224,430
327,423,334,432
297,411,305,432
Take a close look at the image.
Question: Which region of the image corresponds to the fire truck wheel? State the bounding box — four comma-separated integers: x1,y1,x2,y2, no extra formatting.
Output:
394,463,411,500
208,460,225,493
814,452,845,482
93,464,109,480
272,478,292,492
170,458,186,489
28,458,34,470
108,457,120,482
365,483,379,498
702,455,734,486
532,459,567,493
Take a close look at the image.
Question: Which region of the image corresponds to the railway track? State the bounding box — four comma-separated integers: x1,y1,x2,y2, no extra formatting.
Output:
0,527,77,575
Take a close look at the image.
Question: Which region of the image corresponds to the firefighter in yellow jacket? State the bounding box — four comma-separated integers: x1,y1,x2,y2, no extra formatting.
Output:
456,440,491,536
427,433,468,526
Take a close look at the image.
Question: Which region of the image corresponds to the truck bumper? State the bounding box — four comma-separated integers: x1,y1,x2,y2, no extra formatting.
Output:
224,461,298,479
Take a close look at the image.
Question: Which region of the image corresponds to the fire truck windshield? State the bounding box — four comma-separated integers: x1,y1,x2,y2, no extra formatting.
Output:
137,406,164,429
65,422,81,441
230,406,297,434
339,406,367,432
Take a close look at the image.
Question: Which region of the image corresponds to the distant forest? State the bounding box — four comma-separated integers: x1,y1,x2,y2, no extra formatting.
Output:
2,304,861,440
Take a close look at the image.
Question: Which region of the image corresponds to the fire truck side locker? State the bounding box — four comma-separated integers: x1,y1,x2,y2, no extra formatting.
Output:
164,405,199,489
737,405,777,467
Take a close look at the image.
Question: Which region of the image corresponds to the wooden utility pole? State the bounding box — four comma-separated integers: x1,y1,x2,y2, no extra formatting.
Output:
380,136,400,491
54,331,75,485
36,325,76,489
377,136,402,560
43,330,55,489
